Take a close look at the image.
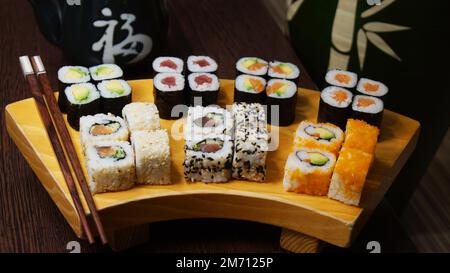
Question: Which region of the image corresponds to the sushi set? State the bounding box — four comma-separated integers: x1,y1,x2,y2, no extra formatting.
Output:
6,56,420,249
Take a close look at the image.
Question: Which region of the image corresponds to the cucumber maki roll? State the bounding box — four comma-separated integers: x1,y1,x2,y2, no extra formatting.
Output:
65,83,100,130
89,64,123,83
97,79,132,117
266,79,298,126
153,72,186,119
236,57,268,77
234,74,266,104
57,66,90,113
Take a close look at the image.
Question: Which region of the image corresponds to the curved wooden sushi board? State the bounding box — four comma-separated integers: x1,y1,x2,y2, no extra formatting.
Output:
5,79,420,251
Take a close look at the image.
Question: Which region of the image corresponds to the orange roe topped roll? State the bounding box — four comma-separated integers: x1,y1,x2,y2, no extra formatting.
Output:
343,119,379,154
294,120,344,156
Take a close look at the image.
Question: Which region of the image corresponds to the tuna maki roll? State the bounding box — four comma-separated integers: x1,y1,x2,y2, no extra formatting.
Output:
268,61,300,84
89,64,123,83
325,69,358,89
236,57,268,76
65,83,100,130
152,56,184,74
97,79,132,117
187,56,218,74
318,86,353,130
351,95,384,128
57,66,90,113
187,73,220,106
154,72,186,119
265,79,298,126
234,74,266,104
356,78,388,98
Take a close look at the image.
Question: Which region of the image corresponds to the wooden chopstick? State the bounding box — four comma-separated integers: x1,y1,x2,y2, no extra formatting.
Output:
29,56,108,245
19,56,95,244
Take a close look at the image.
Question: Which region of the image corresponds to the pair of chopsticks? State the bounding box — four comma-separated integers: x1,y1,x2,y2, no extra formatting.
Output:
19,56,108,245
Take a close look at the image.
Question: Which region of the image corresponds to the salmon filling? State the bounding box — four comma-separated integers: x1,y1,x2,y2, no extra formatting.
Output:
363,82,380,92
334,73,351,84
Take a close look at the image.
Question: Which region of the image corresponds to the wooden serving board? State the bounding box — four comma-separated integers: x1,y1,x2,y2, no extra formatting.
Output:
5,79,420,249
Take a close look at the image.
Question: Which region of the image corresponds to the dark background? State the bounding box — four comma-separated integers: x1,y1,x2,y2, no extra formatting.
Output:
2,0,447,252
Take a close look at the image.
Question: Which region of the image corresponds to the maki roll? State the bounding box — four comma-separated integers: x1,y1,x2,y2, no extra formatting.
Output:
356,78,388,98
317,86,353,130
268,61,300,84
328,147,373,206
294,121,344,156
89,64,123,83
236,57,268,76
122,102,160,132
153,73,186,119
234,74,266,104
131,129,171,185
152,56,184,74
351,95,384,127
187,56,218,74
97,79,132,117
184,106,234,140
187,73,220,106
266,79,298,126
232,103,269,182
325,69,358,89
57,66,90,113
343,119,379,154
184,135,233,183
283,148,336,196
80,113,129,152
85,140,136,194
65,83,100,130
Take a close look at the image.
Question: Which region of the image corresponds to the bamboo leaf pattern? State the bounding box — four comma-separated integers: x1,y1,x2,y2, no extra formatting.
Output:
357,29,368,70
287,0,305,21
361,0,396,18
363,22,410,32
366,31,401,61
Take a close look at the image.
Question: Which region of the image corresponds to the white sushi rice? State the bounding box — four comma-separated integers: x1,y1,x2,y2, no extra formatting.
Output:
185,106,234,140
187,56,218,73
85,140,135,194
266,79,297,98
236,57,268,76
80,113,129,151
131,129,171,185
283,148,336,192
154,72,185,92
122,102,160,132
325,69,358,88
268,61,300,80
65,83,100,104
89,64,123,81
356,78,388,97
295,121,344,145
235,74,266,93
184,135,233,183
352,95,384,114
187,73,219,91
321,86,353,108
152,57,184,73
97,79,131,98
58,66,90,84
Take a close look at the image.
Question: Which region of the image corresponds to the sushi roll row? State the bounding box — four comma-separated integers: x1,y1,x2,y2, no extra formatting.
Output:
57,64,131,130
234,57,300,126
183,106,234,183
152,56,220,118
283,121,344,195
183,103,269,183
319,69,389,129
327,119,379,206
80,102,171,194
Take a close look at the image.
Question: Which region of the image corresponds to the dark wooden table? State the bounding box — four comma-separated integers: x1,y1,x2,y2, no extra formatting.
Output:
0,0,416,253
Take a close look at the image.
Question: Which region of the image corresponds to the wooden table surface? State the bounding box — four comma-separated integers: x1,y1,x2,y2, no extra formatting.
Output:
0,0,415,253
